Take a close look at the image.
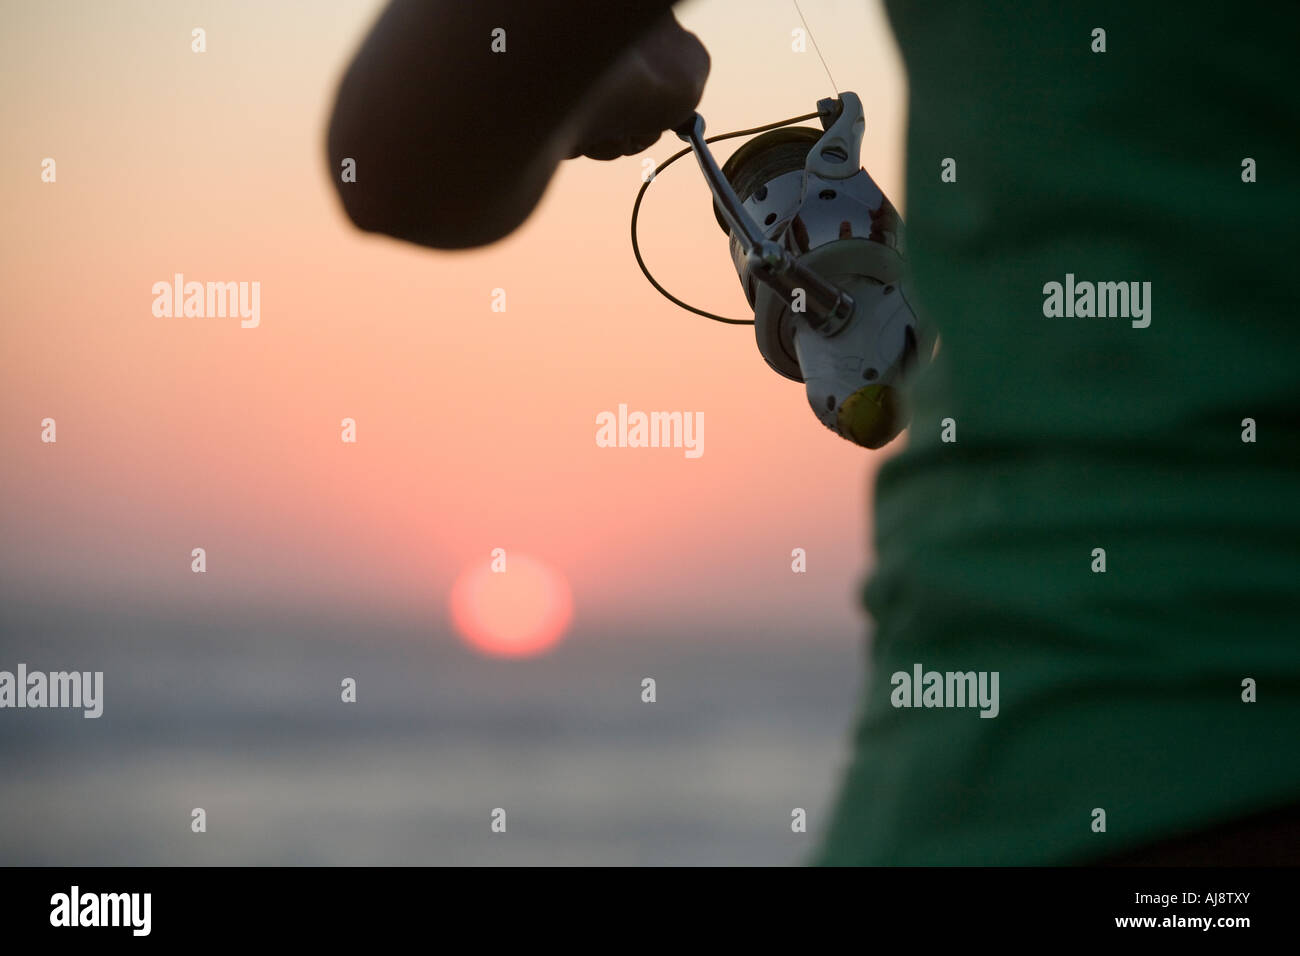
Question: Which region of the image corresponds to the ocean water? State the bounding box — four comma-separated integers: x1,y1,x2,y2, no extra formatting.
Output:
0,599,866,865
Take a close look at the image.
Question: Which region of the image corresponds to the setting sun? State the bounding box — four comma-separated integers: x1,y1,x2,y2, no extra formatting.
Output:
448,554,573,658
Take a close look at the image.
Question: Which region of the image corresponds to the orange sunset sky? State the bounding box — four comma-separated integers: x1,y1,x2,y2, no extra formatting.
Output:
1,0,909,651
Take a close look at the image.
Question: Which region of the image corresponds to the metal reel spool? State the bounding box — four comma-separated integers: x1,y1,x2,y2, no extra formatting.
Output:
711,127,824,236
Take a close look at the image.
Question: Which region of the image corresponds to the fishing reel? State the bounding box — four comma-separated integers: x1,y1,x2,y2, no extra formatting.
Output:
634,92,930,448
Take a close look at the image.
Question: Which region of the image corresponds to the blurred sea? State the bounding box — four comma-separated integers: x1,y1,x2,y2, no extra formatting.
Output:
0,598,866,865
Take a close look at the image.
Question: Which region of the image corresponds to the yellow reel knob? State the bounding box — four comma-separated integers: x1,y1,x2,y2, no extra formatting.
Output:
836,384,903,449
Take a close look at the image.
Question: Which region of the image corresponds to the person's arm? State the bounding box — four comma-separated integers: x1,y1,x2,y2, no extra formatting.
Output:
326,0,707,249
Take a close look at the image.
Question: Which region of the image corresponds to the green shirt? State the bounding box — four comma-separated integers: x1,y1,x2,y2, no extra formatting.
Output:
817,0,1300,864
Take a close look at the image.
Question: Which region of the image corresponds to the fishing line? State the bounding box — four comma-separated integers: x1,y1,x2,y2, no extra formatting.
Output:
792,0,839,95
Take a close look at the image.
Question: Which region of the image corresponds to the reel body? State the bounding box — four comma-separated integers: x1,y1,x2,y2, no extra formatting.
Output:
673,92,931,448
